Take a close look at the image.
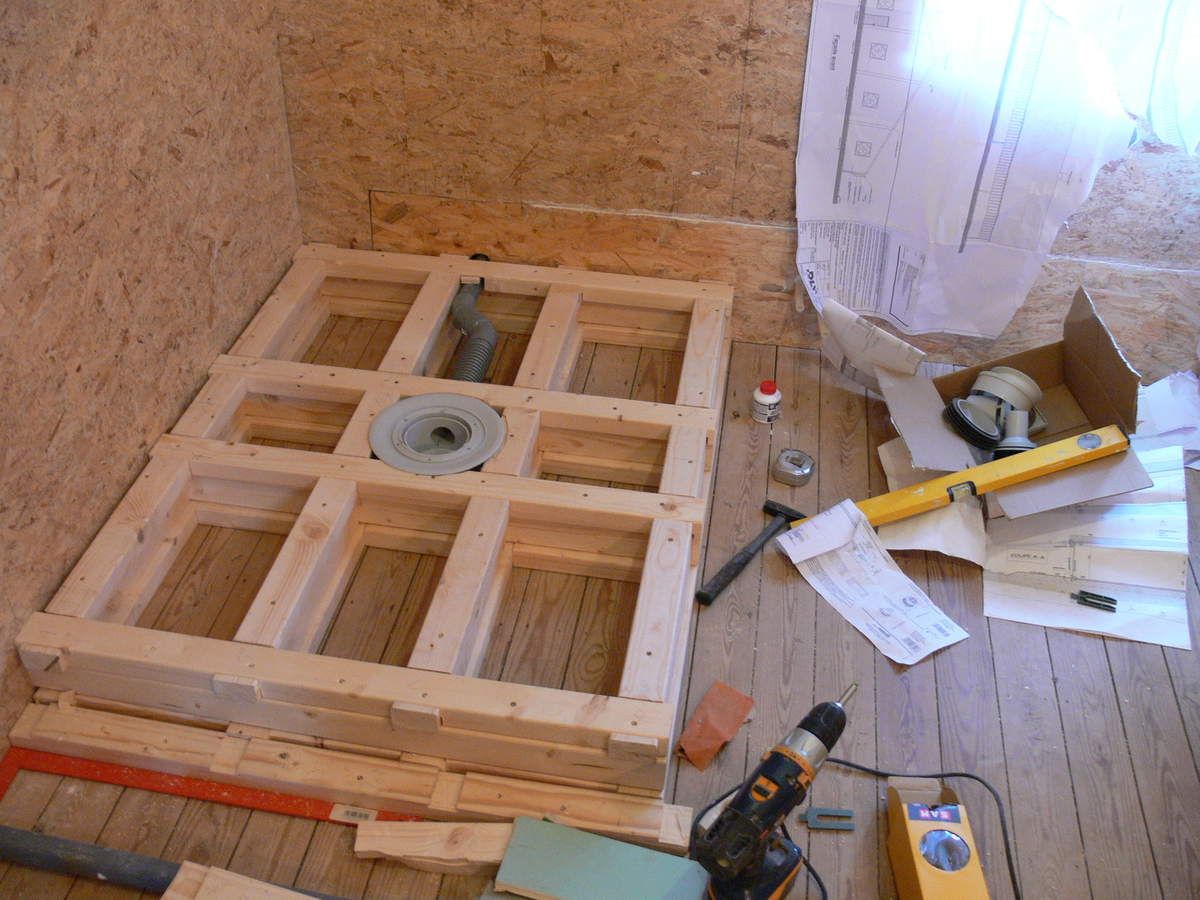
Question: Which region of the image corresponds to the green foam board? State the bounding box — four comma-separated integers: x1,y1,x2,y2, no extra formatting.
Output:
494,817,707,899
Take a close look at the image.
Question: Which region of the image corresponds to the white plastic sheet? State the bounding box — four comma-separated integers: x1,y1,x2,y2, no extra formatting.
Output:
795,0,1198,337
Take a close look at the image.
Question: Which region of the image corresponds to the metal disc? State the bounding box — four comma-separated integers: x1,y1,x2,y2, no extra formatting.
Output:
369,394,506,476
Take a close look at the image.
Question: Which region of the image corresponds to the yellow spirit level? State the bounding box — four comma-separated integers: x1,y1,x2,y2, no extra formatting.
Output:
845,425,1128,528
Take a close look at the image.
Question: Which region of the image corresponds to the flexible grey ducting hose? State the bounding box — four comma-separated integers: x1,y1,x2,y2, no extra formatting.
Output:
449,252,497,382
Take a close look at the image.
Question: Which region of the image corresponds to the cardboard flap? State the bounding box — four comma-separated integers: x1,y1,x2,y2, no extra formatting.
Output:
877,370,976,472
887,776,959,806
994,447,1152,518
1063,288,1141,432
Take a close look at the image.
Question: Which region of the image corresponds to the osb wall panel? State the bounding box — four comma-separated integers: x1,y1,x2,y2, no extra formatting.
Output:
277,0,816,248
916,258,1200,384
0,1,301,747
1052,144,1200,269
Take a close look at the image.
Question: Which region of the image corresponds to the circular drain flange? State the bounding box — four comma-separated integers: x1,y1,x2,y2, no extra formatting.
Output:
369,394,506,476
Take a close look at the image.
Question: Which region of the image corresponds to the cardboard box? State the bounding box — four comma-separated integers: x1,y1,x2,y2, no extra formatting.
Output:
881,288,1148,517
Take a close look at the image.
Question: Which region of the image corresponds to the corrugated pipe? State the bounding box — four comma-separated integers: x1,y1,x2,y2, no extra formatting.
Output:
449,252,497,382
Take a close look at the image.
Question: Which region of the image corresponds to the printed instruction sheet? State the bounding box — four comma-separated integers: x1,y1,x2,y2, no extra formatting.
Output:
795,0,1139,337
777,500,968,664
983,445,1190,648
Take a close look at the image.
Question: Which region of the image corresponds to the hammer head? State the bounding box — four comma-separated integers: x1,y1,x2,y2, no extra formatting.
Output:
763,498,805,520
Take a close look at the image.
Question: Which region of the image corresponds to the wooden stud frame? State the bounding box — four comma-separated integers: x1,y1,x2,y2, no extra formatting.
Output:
14,245,730,843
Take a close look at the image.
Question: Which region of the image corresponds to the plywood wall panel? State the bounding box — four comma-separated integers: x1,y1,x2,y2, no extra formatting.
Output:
277,0,786,246
913,258,1200,383
1052,145,1200,269
732,0,813,223
0,1,300,736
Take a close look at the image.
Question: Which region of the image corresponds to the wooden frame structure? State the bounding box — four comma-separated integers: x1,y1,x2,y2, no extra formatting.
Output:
13,245,731,850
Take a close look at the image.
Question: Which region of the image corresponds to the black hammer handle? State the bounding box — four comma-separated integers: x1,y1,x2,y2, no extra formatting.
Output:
695,515,791,606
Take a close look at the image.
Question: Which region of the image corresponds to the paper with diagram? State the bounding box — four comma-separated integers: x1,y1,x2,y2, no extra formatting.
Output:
794,0,1171,337
983,445,1190,648
777,500,968,664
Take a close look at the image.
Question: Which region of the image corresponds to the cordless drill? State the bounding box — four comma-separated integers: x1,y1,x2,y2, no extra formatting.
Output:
691,685,856,900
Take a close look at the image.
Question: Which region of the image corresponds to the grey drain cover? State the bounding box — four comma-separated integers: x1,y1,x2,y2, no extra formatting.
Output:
369,394,506,476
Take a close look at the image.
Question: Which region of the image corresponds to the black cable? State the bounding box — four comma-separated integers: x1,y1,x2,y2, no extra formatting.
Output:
802,854,829,900
780,820,828,900
826,757,1022,900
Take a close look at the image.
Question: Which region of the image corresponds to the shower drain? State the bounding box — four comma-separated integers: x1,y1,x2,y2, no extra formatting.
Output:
368,394,506,476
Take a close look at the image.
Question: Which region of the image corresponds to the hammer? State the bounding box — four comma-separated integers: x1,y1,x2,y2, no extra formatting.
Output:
695,499,806,606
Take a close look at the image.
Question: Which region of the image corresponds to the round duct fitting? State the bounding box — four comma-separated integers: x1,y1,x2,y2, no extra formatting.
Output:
369,394,505,476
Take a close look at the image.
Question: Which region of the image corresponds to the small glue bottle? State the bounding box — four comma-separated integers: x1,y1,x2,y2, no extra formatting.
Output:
751,379,782,424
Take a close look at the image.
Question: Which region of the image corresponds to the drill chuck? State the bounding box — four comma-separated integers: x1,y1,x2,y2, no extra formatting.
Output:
793,697,849,758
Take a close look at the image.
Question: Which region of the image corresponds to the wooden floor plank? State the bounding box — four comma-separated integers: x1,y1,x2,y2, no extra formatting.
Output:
437,873,493,899
0,777,124,898
989,621,1089,899
1165,568,1200,777
672,343,776,812
928,554,1016,900
476,568,532,681
577,344,642,400
137,527,281,638
804,360,879,900
67,787,186,900
308,316,378,370
222,810,315,890
300,315,337,364
320,547,422,663
1047,629,1160,900
496,569,589,690
379,555,447,668
1105,635,1200,896
562,577,636,695
363,860,441,898
864,389,943,898
357,319,403,371
0,770,64,885
156,798,251,869
632,347,683,408
737,347,823,891
207,533,286,641
490,333,530,386
568,342,597,392
294,821,374,899
133,524,216,630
